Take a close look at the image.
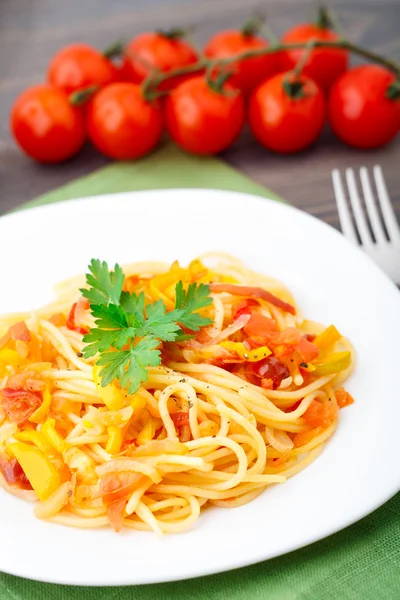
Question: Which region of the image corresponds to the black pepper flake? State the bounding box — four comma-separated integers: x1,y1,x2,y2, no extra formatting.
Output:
77,352,83,358
300,362,308,368
179,378,187,383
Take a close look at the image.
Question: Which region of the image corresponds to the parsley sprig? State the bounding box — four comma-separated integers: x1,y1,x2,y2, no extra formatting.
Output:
81,259,213,393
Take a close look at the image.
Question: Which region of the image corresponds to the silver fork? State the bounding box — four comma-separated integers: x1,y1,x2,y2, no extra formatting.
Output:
332,165,400,284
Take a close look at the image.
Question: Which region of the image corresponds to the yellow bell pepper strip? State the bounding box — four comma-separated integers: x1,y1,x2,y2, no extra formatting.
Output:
313,325,342,351
220,341,272,362
312,351,351,376
188,259,208,281
0,348,21,365
40,418,68,454
106,426,123,454
8,442,62,501
137,418,156,445
148,266,187,308
130,394,147,413
0,348,24,376
93,366,125,410
29,385,52,424
14,430,54,454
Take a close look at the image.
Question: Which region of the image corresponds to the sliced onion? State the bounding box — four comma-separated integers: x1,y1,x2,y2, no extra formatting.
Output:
34,480,73,519
183,345,233,363
131,440,188,458
264,425,294,453
208,313,251,344
96,459,162,484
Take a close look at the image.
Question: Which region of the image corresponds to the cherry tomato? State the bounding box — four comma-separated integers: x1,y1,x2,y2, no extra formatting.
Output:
329,65,400,149
249,72,326,153
280,24,348,93
48,43,118,95
10,84,86,163
164,76,245,155
86,82,163,160
122,31,198,89
204,29,277,96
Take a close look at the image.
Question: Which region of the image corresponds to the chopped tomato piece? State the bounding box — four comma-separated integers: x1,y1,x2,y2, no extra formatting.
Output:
67,299,90,334
297,337,319,362
275,327,302,346
0,321,31,349
170,412,191,442
101,472,145,531
232,299,258,320
170,412,189,427
304,333,316,342
121,438,138,452
249,356,290,390
261,378,274,390
100,472,142,505
244,313,278,337
107,498,127,533
0,454,32,489
335,387,355,408
48,313,67,327
10,322,31,343
293,427,323,448
303,399,338,428
210,283,295,314
1,388,42,424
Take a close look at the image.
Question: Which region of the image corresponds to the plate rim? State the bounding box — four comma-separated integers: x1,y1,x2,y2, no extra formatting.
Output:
0,187,399,586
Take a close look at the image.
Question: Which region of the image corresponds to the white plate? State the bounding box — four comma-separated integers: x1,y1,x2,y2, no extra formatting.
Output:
0,189,399,587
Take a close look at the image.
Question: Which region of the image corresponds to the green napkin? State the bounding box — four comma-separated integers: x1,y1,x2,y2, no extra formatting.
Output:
18,142,282,210
2,143,399,599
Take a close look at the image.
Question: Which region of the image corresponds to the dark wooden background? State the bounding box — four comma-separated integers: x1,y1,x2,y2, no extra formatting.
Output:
0,0,399,227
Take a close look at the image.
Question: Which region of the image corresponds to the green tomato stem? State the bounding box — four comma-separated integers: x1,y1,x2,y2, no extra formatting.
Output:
143,39,400,96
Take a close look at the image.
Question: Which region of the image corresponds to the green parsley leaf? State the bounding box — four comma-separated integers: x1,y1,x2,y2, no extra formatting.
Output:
138,300,184,342
174,281,213,331
82,259,213,393
120,290,145,317
97,337,161,394
82,304,137,358
81,259,124,306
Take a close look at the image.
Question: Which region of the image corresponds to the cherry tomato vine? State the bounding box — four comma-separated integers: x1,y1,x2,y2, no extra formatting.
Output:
10,7,400,162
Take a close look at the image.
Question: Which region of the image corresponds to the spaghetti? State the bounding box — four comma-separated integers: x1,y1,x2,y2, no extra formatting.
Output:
0,253,355,533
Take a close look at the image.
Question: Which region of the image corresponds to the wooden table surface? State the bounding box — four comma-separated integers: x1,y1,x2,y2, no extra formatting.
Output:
0,0,399,229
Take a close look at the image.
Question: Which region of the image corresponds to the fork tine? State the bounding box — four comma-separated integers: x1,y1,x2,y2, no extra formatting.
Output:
345,168,373,246
373,165,400,243
359,167,387,245
331,169,358,245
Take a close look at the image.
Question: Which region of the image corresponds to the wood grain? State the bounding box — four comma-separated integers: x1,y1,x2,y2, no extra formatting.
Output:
0,0,399,230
